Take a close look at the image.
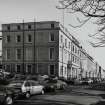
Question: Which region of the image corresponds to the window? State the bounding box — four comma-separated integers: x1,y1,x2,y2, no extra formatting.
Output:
17,25,21,30
26,65,32,73
49,48,54,60
6,65,11,72
78,50,79,55
16,35,21,42
65,39,67,48
61,35,63,43
60,66,63,76
50,33,54,41
75,47,77,53
26,48,32,60
69,42,71,49
72,56,74,62
72,46,74,52
16,49,21,60
75,57,76,63
16,65,21,73
28,25,31,29
27,34,32,42
49,65,55,75
6,35,10,43
69,54,71,61
6,49,11,60
51,23,54,28
65,67,67,75
7,25,10,30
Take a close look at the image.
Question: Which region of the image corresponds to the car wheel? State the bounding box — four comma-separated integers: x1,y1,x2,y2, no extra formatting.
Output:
25,92,31,99
5,95,13,105
41,90,44,95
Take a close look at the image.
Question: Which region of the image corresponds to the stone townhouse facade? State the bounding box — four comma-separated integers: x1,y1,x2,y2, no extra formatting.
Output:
2,21,59,76
2,21,77,79
58,25,81,79
2,21,104,79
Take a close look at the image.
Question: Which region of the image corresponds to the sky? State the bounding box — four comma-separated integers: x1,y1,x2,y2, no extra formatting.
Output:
0,0,105,68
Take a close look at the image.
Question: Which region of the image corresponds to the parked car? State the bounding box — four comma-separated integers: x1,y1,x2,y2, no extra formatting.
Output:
74,79,82,85
0,79,45,105
79,78,93,85
42,78,67,92
8,80,45,98
0,70,10,79
0,84,21,105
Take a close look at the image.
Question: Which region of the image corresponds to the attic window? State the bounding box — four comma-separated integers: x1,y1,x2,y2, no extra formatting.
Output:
51,23,54,28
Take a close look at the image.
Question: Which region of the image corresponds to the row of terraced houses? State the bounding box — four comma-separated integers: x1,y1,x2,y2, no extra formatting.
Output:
2,21,105,79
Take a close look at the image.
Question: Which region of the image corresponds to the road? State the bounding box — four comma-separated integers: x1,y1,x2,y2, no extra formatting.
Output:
12,85,105,105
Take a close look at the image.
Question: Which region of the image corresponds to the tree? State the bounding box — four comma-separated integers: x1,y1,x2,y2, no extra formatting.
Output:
57,0,105,47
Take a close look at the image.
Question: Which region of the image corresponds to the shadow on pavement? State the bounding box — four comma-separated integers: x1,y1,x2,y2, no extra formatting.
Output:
90,101,105,105
90,94,105,105
99,94,105,99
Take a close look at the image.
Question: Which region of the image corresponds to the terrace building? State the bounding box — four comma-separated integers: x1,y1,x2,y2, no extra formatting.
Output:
2,21,103,79
2,21,76,79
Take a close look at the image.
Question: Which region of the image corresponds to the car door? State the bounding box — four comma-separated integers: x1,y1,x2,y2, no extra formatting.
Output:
31,81,39,94
24,81,32,94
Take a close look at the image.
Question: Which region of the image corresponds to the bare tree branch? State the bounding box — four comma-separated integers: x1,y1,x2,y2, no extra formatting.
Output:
69,17,91,28
57,0,105,47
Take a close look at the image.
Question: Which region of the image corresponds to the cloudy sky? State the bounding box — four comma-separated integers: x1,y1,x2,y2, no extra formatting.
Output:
0,0,105,69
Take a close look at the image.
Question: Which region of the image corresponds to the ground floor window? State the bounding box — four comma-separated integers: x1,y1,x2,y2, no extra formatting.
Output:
26,64,32,74
16,65,21,73
60,66,63,76
49,65,55,75
6,65,11,72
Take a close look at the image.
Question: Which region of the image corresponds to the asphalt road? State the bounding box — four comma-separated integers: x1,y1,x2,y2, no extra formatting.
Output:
14,100,76,105
12,85,105,105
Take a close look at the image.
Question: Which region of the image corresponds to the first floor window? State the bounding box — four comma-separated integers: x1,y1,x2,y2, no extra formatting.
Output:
49,65,55,75
49,48,54,60
16,49,21,60
6,35,11,43
6,49,11,60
